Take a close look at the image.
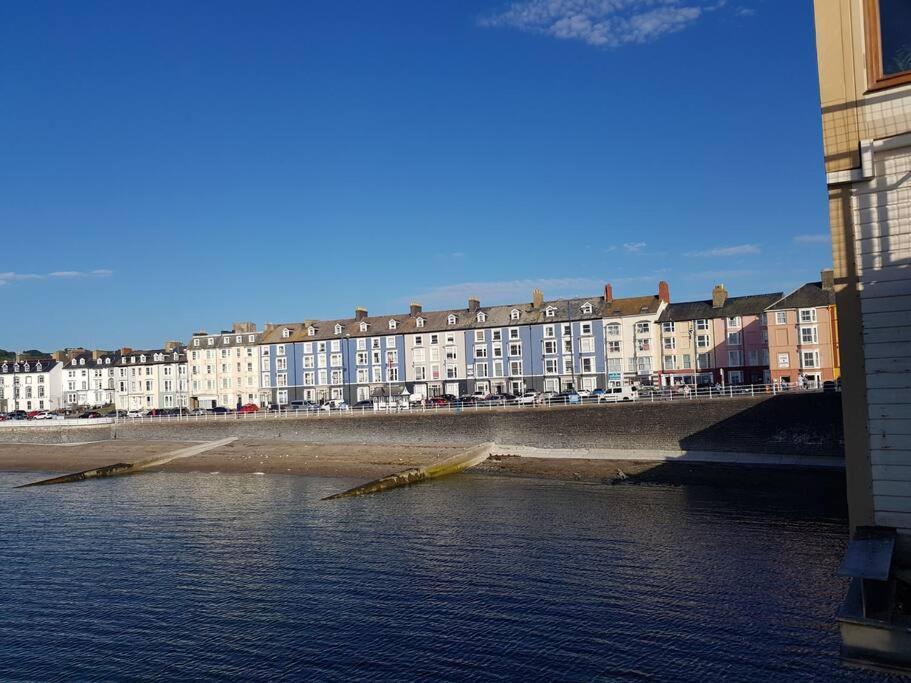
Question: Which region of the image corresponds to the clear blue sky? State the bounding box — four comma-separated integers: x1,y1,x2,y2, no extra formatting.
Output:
0,0,831,350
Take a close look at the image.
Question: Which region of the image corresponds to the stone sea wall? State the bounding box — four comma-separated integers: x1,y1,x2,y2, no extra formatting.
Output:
0,393,844,457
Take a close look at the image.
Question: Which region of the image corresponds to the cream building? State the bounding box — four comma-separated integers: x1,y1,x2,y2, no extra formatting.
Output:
601,282,669,387
113,344,188,411
188,322,263,409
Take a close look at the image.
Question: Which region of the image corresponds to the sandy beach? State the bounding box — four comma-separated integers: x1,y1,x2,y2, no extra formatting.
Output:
0,439,848,497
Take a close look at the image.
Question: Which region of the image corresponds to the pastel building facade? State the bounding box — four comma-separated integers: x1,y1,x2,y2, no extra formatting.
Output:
0,358,62,412
657,286,782,386
187,322,263,409
766,271,840,386
601,283,668,387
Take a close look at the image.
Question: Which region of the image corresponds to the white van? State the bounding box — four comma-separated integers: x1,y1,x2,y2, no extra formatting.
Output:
598,386,638,403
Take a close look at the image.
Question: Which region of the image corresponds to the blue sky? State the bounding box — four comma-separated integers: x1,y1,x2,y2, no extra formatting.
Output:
0,0,831,350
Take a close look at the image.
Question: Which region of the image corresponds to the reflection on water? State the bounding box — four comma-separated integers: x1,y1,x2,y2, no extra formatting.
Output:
0,471,882,681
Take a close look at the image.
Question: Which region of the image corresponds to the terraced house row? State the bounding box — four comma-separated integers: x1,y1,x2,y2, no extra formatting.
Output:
0,271,841,413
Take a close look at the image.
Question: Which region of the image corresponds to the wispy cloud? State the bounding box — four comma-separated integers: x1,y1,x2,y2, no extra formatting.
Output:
0,269,113,286
793,234,830,245
734,6,755,17
624,241,647,253
685,244,760,257
479,0,725,48
408,274,663,308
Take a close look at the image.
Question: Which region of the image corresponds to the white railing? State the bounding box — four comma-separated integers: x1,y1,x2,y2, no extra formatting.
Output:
98,381,836,425
0,416,115,428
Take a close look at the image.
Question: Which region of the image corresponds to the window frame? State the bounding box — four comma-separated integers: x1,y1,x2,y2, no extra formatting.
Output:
864,0,911,91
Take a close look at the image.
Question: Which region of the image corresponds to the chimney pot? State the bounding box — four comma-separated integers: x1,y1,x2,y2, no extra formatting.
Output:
658,281,670,304
821,268,835,291
711,284,728,309
604,284,614,304
468,297,480,312
409,302,422,317
355,307,368,321
532,288,544,309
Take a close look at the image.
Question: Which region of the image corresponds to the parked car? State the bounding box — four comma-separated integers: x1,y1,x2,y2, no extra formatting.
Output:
352,400,375,411
26,410,42,419
209,406,231,415
424,396,448,408
457,395,477,405
321,399,348,411
31,411,59,420
236,403,259,414
438,394,458,403
599,386,638,403
554,391,581,404
577,389,592,398
516,391,539,405
126,409,146,418
538,391,558,404
79,411,103,419
289,400,319,412
189,408,207,416
591,388,606,397
822,380,838,393
7,410,28,420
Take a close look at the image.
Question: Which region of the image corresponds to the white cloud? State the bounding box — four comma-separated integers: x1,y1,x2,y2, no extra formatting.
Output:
735,6,755,17
685,244,760,257
479,0,722,48
0,270,113,286
793,234,830,245
624,241,647,253
409,274,662,308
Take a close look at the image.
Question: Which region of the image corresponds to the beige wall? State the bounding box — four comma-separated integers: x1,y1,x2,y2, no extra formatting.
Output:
767,308,838,382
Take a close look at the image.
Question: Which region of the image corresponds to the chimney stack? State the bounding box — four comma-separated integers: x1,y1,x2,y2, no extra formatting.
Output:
821,268,835,291
658,281,670,304
355,307,368,321
532,288,544,309
711,284,728,309
232,321,256,333
468,297,480,312
604,283,614,304
51,350,66,362
120,347,133,356
164,341,180,352
263,323,276,332
410,302,422,317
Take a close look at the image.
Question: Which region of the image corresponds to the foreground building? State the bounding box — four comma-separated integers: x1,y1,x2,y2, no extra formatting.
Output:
813,0,911,671
657,285,781,387
765,270,840,387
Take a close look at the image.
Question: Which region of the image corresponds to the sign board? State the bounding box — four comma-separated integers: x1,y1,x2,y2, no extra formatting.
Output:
608,372,621,381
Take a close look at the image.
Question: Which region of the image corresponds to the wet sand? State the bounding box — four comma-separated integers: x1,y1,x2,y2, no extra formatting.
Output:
0,440,848,496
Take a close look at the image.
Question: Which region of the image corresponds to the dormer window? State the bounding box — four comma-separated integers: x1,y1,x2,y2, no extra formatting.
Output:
173,352,178,360
36,362,42,371
581,302,593,314
235,335,242,343
416,317,425,328
13,363,19,372
476,312,487,323
334,324,343,335
510,309,520,321
388,319,398,330
105,358,110,365
193,339,200,347
222,337,229,344
23,363,30,372
140,355,147,363
79,358,85,365
1,364,7,373
359,321,368,332
71,359,78,366
307,327,315,337
282,328,291,338
448,314,457,325
248,334,255,342
545,306,556,318
207,338,214,346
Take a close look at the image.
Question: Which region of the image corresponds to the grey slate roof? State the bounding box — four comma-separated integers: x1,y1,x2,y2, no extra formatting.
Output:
260,293,664,345
658,292,783,322
766,282,835,310
0,359,57,374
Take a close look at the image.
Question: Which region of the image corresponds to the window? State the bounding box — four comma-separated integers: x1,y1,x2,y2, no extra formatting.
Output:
475,346,488,359
580,337,594,353
330,340,340,352
581,302,592,314
476,312,487,323
635,322,650,335
696,334,710,348
493,360,503,377
543,325,555,338
697,353,710,369
475,362,488,378
415,365,426,380
800,326,818,344
545,306,556,318
334,324,343,335
474,330,485,343
728,350,743,366
543,340,557,354
303,342,313,354
562,323,571,336
416,317,425,328
726,316,741,328
276,344,285,356
357,338,366,350
663,337,676,350
682,354,692,370
492,329,501,342
775,311,787,325
802,351,820,369
509,328,520,340
492,343,503,358
580,322,592,335
799,308,817,324
330,353,342,367
307,327,315,336
607,340,621,353
865,0,911,90
727,332,741,346
663,355,677,370
414,348,426,363
662,322,675,333
606,323,620,337
388,319,397,330
276,357,287,371
360,322,368,332
448,314,457,325
430,334,439,345
580,357,593,373
544,358,558,374
510,309,520,320
357,368,369,383
696,319,708,331
509,360,523,376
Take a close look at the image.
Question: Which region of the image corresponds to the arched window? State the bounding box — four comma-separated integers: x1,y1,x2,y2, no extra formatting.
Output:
510,309,520,320
447,314,457,325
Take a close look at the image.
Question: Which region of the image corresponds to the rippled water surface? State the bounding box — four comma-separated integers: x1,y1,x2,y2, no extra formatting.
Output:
0,470,885,681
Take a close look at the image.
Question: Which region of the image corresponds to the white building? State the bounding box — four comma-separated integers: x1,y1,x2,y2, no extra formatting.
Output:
0,358,63,413
601,282,669,387
62,351,118,408
113,345,188,411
